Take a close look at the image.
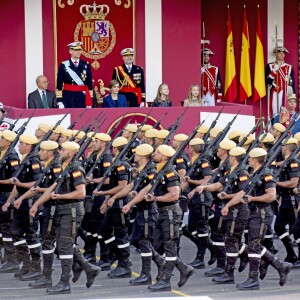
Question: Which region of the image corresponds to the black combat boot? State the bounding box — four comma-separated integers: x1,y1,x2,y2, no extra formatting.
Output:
188,253,205,269
259,260,269,280
207,240,217,265
46,274,71,295
175,258,195,288
204,257,225,277
148,273,172,292
19,266,42,281
283,239,297,263
107,266,132,278
152,250,165,281
212,264,235,284
29,273,52,288
130,256,152,285
236,271,260,290
238,245,249,272
0,254,19,273
71,261,83,283
292,244,300,268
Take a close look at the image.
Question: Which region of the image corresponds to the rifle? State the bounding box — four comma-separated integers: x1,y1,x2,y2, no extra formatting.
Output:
67,108,87,130
93,108,154,193
203,106,224,143
9,109,26,131
0,111,35,169
12,112,69,179
108,114,126,136
153,112,168,129
134,119,207,193
186,111,240,178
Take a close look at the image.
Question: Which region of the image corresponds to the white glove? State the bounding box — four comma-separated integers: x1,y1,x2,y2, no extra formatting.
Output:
86,106,92,108
273,63,279,72
58,102,65,109
201,67,205,73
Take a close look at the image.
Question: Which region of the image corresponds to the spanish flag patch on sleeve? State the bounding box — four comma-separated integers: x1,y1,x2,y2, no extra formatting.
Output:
103,162,111,168
32,163,40,170
290,162,298,168
72,171,81,178
270,161,276,166
201,162,209,169
239,175,248,182
131,148,136,153
176,158,184,164
117,165,125,172
10,160,18,167
53,167,62,174
148,173,155,180
264,175,273,182
166,171,175,179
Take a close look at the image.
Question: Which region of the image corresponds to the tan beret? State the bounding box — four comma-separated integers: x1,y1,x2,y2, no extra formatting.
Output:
259,133,274,143
293,132,300,142
145,128,158,138
2,130,17,142
112,136,128,147
95,133,111,142
228,130,241,140
219,139,236,150
52,124,65,134
40,140,59,150
273,123,286,133
283,137,298,145
174,134,188,142
239,133,254,145
38,123,51,133
288,94,297,101
19,134,38,145
75,131,85,140
197,124,209,134
229,146,246,157
156,129,170,139
125,124,138,133
189,137,205,146
87,132,94,138
61,129,73,137
135,144,154,156
249,147,267,158
157,145,176,157
72,130,79,136
140,124,153,132
210,127,223,138
61,141,80,151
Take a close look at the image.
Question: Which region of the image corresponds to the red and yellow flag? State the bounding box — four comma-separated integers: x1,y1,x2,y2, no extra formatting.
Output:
224,6,237,103
239,6,252,102
253,5,266,102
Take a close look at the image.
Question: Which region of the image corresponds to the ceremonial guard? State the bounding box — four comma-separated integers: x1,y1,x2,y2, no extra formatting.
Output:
222,148,292,290
56,42,93,108
201,48,222,106
95,137,132,278
2,134,42,281
265,46,295,115
0,130,20,273
112,48,146,107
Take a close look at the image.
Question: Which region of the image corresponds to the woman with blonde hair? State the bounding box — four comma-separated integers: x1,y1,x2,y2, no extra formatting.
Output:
153,83,172,107
183,84,203,107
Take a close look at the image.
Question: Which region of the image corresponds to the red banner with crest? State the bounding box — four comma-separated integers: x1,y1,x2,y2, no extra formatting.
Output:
55,0,134,92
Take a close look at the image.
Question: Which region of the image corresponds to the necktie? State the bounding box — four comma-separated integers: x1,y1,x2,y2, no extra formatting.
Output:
42,91,48,108
74,61,78,67
127,66,131,72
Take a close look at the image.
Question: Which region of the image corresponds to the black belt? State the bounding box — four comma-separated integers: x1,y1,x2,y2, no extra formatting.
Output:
157,204,176,212
56,200,83,205
0,192,11,197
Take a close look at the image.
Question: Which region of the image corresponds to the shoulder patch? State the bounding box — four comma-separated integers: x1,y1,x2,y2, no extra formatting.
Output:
32,163,40,170
72,170,81,178
117,165,125,172
131,148,136,153
239,175,248,182
53,167,62,174
103,162,111,167
10,160,18,167
166,171,175,179
270,161,276,166
201,162,209,169
264,175,273,182
290,162,298,168
176,158,184,164
148,173,155,180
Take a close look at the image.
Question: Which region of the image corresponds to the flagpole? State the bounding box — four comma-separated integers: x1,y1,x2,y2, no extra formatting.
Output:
260,97,262,118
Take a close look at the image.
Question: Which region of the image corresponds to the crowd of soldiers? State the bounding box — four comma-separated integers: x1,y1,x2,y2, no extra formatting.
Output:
0,110,300,295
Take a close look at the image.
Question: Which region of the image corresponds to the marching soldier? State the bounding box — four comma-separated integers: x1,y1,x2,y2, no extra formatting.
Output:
228,130,241,144
265,46,295,116
222,148,292,290
122,124,139,162
195,124,209,139
56,42,93,108
95,137,133,278
30,141,99,294
155,130,169,148
35,124,51,142
0,130,20,273
112,48,146,107
201,48,222,106
274,137,299,263
2,134,43,281
14,141,62,288
137,125,153,144
144,129,158,148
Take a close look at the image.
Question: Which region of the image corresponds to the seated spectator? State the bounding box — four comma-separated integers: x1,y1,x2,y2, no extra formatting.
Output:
153,83,172,107
183,84,203,107
102,80,127,108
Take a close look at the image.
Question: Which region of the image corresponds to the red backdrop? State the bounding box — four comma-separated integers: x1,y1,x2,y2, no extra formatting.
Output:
55,0,134,90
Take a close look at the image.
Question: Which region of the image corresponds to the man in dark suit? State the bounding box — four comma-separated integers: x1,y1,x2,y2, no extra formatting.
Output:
112,48,146,107
28,75,57,109
56,42,93,108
